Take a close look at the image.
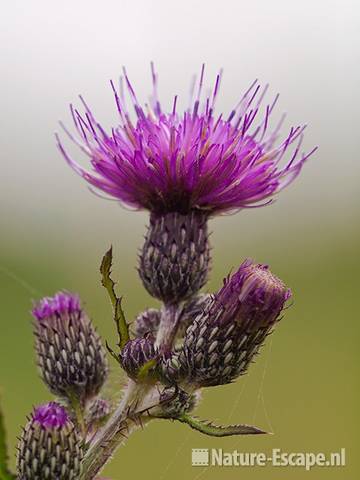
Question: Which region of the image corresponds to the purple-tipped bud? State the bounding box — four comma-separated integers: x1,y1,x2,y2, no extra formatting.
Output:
16,402,83,479
139,211,211,303
173,260,291,387
32,291,109,402
120,336,157,379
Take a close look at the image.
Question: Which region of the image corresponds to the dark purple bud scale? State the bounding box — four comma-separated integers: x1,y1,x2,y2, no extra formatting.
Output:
16,402,83,479
32,292,109,402
175,260,291,387
177,294,212,337
139,211,211,303
120,336,157,379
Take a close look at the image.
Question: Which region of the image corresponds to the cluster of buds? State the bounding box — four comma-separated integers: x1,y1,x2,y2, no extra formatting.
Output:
3,65,314,480
13,292,109,479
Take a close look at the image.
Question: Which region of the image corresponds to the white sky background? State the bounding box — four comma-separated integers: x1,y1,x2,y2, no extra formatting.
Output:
0,0,359,253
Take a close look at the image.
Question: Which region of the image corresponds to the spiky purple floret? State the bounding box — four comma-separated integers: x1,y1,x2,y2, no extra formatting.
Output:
33,402,69,429
57,64,317,215
32,291,81,321
214,259,292,323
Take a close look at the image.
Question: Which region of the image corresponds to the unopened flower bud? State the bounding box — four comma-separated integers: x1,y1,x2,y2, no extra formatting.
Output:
134,308,161,337
32,291,109,402
158,387,198,418
179,260,291,387
139,211,210,303
134,295,210,340
86,398,111,427
16,402,83,479
120,336,157,379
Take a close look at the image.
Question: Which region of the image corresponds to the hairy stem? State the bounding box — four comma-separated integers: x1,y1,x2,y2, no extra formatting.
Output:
155,303,181,353
81,381,162,479
81,381,139,479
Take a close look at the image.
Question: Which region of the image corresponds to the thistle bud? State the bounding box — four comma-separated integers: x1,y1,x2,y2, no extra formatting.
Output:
134,295,210,340
134,308,161,337
139,211,210,303
178,260,291,387
16,402,83,479
158,386,198,418
32,291,109,402
86,398,111,426
120,336,157,379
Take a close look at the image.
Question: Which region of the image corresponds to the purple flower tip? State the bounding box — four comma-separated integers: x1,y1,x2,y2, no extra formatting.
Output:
57,65,317,215
32,291,81,321
217,259,291,316
33,402,69,429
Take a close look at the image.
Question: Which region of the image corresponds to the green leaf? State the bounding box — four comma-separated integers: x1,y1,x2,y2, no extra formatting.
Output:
114,298,130,350
100,248,130,349
137,358,157,380
176,414,268,437
0,398,16,480
100,247,117,310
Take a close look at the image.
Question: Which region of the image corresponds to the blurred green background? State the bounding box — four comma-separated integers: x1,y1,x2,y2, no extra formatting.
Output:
1,0,358,478
1,208,359,479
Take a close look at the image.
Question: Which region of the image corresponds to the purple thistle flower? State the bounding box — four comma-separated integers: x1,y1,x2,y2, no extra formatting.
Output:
57,64,317,215
33,401,69,429
32,291,81,320
166,259,291,387
32,291,109,402
17,402,83,479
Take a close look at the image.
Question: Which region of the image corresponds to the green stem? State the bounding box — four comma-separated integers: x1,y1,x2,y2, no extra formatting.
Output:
67,393,87,438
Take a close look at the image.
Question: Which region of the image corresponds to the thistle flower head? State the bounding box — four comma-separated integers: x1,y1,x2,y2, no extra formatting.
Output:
17,402,83,479
172,260,291,387
57,64,316,215
213,259,292,325
32,291,81,320
32,291,109,402
32,402,69,429
120,335,157,379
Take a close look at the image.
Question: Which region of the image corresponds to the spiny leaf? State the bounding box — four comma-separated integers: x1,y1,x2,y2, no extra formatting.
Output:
114,298,129,349
100,248,130,349
0,398,16,480
176,414,268,437
100,247,117,309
